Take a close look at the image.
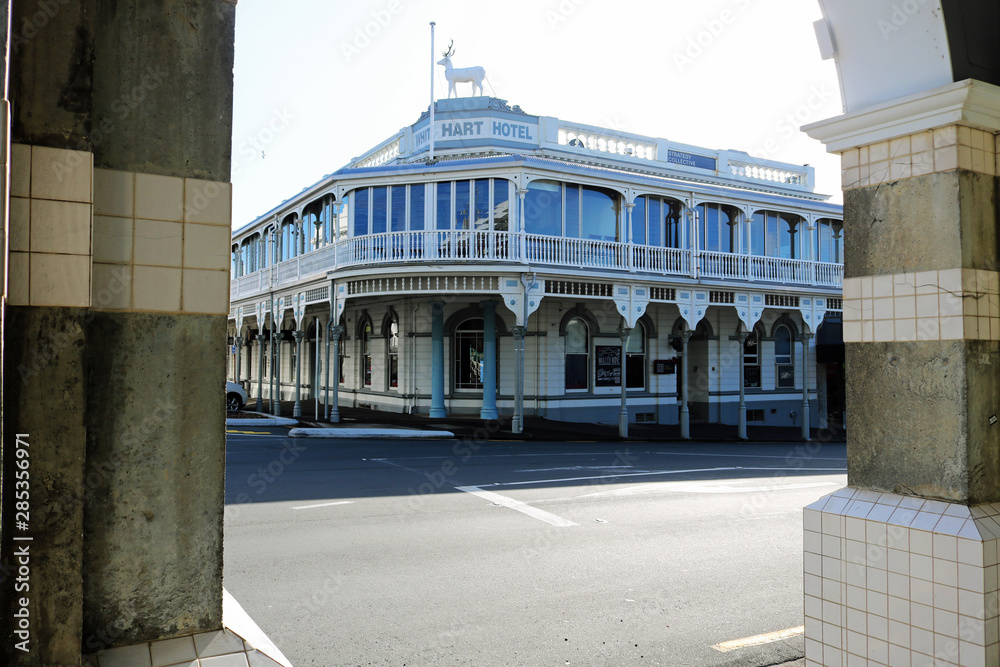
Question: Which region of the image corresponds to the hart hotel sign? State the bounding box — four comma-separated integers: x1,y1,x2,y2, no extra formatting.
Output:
414,116,539,148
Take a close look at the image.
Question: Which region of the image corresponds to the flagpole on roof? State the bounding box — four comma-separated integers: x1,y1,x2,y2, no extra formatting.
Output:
429,21,436,162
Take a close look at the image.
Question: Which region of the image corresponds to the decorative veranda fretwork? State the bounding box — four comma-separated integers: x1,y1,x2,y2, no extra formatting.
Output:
544,280,614,298
303,286,329,303
765,294,800,307
826,297,843,311
347,275,500,297
648,286,677,302
709,290,735,304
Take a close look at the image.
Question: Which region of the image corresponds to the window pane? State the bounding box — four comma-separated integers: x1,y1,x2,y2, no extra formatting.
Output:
474,179,490,230
580,185,618,241
632,197,646,245
750,212,765,255
648,198,661,246
410,186,425,231
626,324,644,354
455,180,470,229
525,180,561,236
565,355,588,390
625,355,644,388
665,200,682,249
565,318,588,353
765,212,779,257
436,182,451,230
372,186,387,234
391,187,406,232
353,188,369,236
721,206,734,253
775,325,792,364
565,184,580,238
703,204,720,251
493,180,509,231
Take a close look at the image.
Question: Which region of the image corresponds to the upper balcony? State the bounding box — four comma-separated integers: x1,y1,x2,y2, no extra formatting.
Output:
230,229,843,302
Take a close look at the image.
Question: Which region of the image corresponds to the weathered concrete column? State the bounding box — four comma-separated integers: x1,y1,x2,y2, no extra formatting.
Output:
328,325,344,422
480,300,499,420
680,328,692,440
255,334,266,412
800,331,812,442
737,328,748,440
292,330,304,418
430,301,447,418
803,80,1000,667
618,326,631,438
511,326,526,433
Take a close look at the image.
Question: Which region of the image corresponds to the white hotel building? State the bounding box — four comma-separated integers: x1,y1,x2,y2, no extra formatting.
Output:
228,96,844,436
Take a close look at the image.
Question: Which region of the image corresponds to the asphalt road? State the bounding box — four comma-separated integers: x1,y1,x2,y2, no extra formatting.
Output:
223,428,846,667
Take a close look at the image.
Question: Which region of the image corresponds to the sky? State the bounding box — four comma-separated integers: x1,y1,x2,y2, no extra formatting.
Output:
230,0,844,229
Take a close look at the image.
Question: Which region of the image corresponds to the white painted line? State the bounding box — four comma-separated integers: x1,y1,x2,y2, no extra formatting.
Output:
455,486,578,527
481,466,742,487
292,501,354,510
657,451,845,462
512,466,640,473
712,625,804,653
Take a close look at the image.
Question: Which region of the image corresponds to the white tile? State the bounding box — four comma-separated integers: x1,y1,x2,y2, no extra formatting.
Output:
11,143,31,197
846,559,866,588
869,503,895,523
182,268,230,314
150,636,197,666
846,499,874,518
888,642,911,667
869,612,889,640
846,517,866,542
889,507,918,528
804,529,822,554
937,516,967,537
889,594,910,622
194,630,247,658
184,223,231,270
868,544,888,570
868,636,889,664
900,496,927,511
133,265,181,312
823,576,843,603
823,644,843,666
135,172,184,221
959,588,987,619
887,524,910,552
94,168,134,218
847,607,867,633
10,196,29,252
30,199,92,255
98,643,152,667
805,594,823,621
9,252,29,305
846,539,867,566
804,508,822,532
805,573,823,597
935,631,961,664
912,530,934,556
847,629,867,657
912,626,935,656
960,563,986,593
913,578,935,607
92,263,132,310
869,567,888,594
134,218,183,267
30,253,90,308
847,583,867,611
822,534,842,559
184,178,232,226
960,640,986,667
823,598,841,624
960,615,986,646
912,512,943,533
247,652,284,667
32,145,92,203
936,608,960,637
93,215,133,264
200,655,251,667
868,590,888,617
824,511,844,535
889,571,910,599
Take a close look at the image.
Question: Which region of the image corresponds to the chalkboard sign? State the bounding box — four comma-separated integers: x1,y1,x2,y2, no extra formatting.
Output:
595,345,622,387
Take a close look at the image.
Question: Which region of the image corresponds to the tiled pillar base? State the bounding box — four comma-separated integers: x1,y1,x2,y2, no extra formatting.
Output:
804,488,1000,666
83,590,292,667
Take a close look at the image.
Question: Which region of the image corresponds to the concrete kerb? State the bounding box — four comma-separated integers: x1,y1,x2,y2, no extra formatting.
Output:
288,427,455,439
226,414,299,427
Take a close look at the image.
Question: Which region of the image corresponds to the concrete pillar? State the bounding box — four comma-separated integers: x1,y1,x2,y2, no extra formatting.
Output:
680,328,692,440
512,326,526,434
0,1,238,663
737,328,748,440
480,301,499,420
430,301,447,418
292,330,304,418
328,325,344,422
800,331,812,442
803,81,1000,667
255,334,266,412
619,326,631,438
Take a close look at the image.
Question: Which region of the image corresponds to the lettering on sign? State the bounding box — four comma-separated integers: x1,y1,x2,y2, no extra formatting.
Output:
667,149,717,171
595,345,622,387
414,118,538,147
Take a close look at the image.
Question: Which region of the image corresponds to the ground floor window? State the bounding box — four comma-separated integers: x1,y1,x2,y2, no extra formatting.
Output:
386,319,399,389
361,321,372,386
625,324,645,389
565,317,589,390
743,327,761,388
454,318,484,390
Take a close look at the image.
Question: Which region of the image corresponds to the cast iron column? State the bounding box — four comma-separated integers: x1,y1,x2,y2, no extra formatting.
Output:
255,334,265,412
480,300,499,419
430,301,447,418
619,326,632,438
512,325,526,433
680,328,692,440
328,325,344,422
292,330,305,418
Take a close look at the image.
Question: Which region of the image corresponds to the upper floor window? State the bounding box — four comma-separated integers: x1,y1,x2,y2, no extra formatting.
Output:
632,195,683,248
525,180,620,241
816,218,844,263
751,210,805,259
697,203,740,253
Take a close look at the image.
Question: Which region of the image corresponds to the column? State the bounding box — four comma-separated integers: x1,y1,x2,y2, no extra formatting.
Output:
429,301,447,418
328,325,344,422
272,330,282,416
680,328,691,440
315,319,323,420
619,326,632,438
512,325,526,433
625,202,635,272
234,335,243,384
480,301,499,420
517,188,528,264
255,334,266,412
737,327,748,440
292,330,305,418
804,81,1000,667
800,331,812,442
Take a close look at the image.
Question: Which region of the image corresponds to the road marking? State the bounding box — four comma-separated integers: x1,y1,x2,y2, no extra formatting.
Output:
657,451,845,462
455,486,578,527
712,626,804,652
481,466,743,487
226,430,272,435
513,466,640,473
292,501,354,510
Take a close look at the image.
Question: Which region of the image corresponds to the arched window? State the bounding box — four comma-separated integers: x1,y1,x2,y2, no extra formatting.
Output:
526,180,620,240
816,218,844,263
361,320,372,387
697,203,739,253
525,180,562,236
454,319,484,390
625,323,645,389
385,317,399,390
750,210,804,258
774,324,795,388
564,317,589,390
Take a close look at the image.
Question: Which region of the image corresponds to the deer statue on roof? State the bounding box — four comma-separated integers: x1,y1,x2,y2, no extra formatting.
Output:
436,40,486,98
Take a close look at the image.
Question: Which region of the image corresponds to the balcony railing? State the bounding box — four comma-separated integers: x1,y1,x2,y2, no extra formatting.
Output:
230,230,843,300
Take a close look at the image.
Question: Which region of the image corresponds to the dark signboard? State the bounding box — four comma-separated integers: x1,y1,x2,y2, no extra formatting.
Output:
743,365,761,388
653,358,677,375
595,345,622,387
777,364,795,389
667,149,717,171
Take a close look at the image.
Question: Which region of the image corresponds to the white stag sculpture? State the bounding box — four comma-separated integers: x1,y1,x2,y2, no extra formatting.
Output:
436,40,485,98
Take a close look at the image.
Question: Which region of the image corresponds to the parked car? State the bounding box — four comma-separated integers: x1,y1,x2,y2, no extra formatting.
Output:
226,381,248,411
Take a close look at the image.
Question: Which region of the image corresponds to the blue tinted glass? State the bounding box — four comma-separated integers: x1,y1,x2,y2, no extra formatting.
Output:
455,180,470,229
372,187,387,234
493,180,509,231
779,214,795,259
474,179,490,230
410,186,424,230
580,186,617,241
436,182,451,230
766,212,779,257
632,197,646,245
720,206,733,253
666,200,681,248
775,326,791,362
704,204,720,251
524,181,561,236
648,199,661,246
353,188,369,236
565,184,579,238
750,212,765,255
391,187,406,232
